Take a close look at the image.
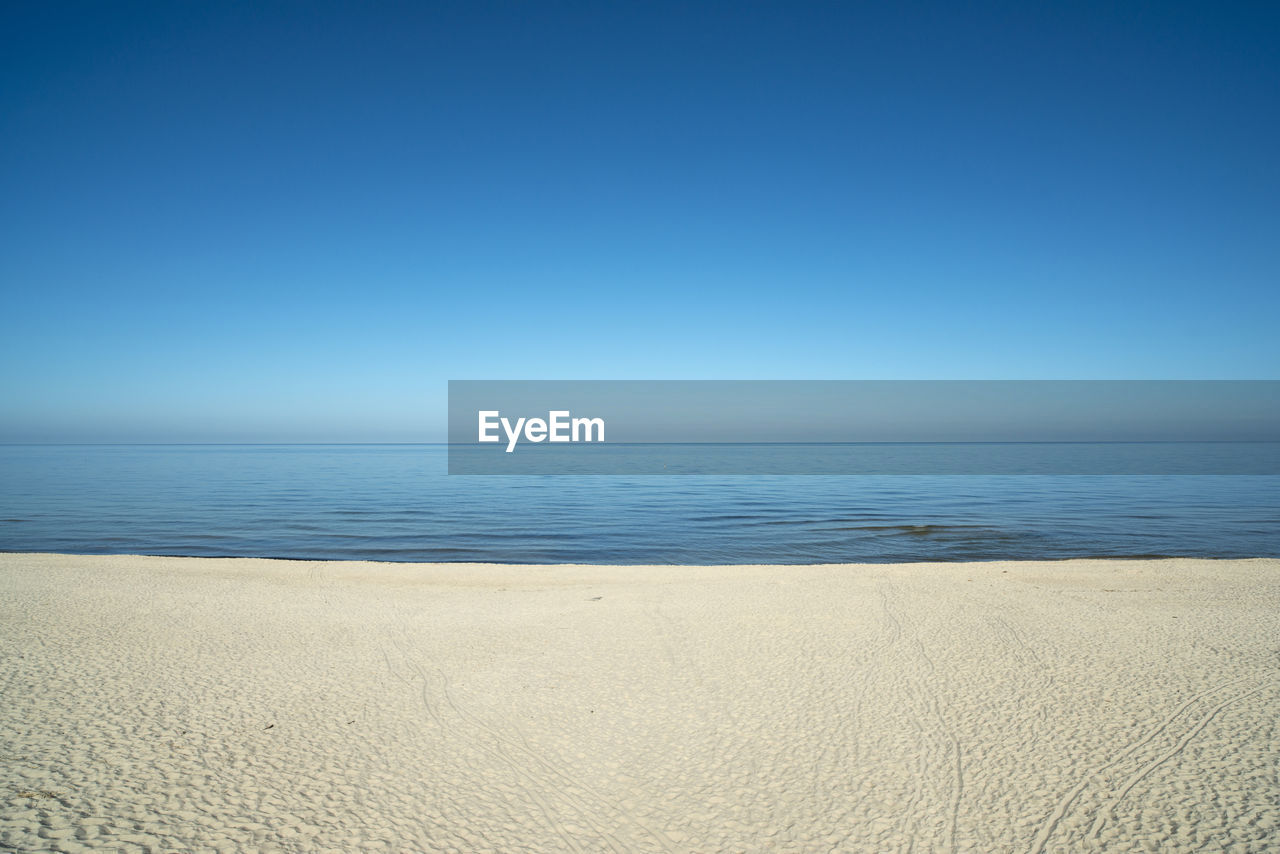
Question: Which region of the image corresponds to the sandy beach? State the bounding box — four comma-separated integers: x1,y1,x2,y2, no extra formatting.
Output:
1,553,1277,853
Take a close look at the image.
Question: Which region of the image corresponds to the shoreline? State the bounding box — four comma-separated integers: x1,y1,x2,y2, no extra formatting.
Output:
3,553,1279,851
4,549,1276,567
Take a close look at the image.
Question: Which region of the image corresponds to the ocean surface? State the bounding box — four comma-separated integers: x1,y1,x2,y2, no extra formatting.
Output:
1,444,1278,564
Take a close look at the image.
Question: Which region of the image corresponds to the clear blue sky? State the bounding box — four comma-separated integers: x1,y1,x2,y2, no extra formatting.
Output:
2,1,1277,442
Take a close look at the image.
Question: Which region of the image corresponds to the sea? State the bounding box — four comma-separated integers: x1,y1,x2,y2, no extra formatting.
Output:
1,444,1278,564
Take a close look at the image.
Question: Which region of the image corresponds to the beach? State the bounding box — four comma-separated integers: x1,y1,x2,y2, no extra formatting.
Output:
1,553,1277,853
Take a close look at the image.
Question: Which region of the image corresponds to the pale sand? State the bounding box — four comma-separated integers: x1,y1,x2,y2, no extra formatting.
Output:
2,554,1279,853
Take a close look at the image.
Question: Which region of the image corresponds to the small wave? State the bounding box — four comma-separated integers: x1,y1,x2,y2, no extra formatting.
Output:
688,514,767,522
827,523,990,535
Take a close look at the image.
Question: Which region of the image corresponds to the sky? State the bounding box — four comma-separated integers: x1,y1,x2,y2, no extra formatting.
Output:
2,1,1278,442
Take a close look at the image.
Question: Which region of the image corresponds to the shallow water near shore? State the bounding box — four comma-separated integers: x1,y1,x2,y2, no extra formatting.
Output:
1,444,1278,563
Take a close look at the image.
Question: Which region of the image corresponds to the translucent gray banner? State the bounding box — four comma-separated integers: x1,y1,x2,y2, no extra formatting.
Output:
447,381,1280,474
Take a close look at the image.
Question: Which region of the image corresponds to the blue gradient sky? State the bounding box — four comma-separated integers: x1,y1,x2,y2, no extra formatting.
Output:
2,1,1278,442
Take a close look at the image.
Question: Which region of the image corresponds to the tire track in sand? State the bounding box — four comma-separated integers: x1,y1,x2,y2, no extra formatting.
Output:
1086,682,1271,840
386,597,678,854
383,599,598,854
1027,676,1252,853
879,582,964,854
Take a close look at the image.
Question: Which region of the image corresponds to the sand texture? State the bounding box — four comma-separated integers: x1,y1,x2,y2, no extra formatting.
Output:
1,553,1278,853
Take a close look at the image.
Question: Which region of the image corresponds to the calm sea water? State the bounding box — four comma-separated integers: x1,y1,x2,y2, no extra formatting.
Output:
1,444,1277,564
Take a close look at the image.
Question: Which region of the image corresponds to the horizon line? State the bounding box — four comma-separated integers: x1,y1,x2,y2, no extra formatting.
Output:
3,440,1279,448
